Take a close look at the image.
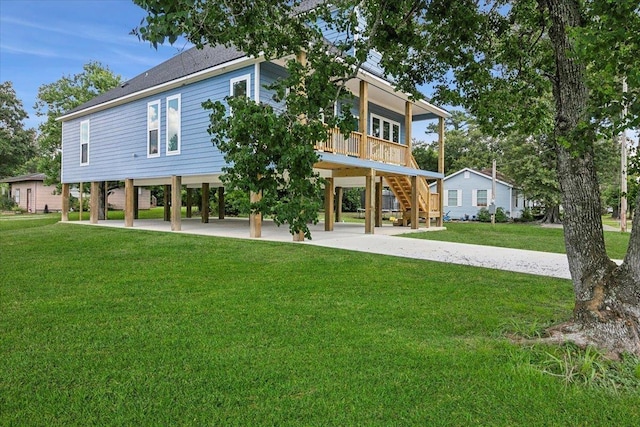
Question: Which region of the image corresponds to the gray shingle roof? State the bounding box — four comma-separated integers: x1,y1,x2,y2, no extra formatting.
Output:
66,44,246,114
0,173,46,183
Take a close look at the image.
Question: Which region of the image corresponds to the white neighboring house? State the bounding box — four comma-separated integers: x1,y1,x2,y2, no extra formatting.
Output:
429,168,526,220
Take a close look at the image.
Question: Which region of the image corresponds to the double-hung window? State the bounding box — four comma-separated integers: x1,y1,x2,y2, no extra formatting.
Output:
473,189,491,207
446,189,462,207
80,120,90,165
370,114,400,143
147,100,160,157
166,94,181,155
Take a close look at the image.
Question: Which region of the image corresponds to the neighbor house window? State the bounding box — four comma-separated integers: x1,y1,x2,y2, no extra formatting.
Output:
14,189,20,204
80,120,90,165
475,189,488,207
166,94,181,155
370,114,400,143
147,100,160,157
446,189,461,207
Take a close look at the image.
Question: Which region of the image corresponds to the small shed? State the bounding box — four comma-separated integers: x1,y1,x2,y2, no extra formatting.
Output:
0,173,61,213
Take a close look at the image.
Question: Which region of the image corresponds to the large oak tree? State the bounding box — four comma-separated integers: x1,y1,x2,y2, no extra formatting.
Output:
133,0,640,356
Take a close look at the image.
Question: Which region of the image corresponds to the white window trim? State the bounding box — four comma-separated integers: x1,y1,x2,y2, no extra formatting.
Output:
254,63,260,102
166,94,181,156
445,189,463,207
472,189,492,207
147,100,161,158
80,119,90,166
370,113,401,143
230,74,251,99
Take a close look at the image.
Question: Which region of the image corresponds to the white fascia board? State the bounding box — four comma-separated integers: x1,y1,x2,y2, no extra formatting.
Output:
58,56,264,122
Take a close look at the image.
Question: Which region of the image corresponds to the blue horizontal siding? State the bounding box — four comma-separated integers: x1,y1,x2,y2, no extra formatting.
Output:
260,62,287,112
432,172,523,220
62,66,255,183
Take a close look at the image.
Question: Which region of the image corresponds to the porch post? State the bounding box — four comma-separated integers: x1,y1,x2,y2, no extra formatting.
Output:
365,169,375,234
90,181,99,224
186,188,193,218
375,178,383,227
163,184,170,222
124,178,134,227
61,183,70,222
250,191,262,238
405,101,413,166
218,187,225,219
335,186,343,223
171,175,181,231
359,80,368,159
133,186,139,219
425,181,431,229
201,183,210,223
437,116,445,227
411,175,419,230
324,177,334,231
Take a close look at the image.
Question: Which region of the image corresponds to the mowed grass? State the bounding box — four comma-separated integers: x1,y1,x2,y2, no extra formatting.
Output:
1,218,639,425
405,222,631,260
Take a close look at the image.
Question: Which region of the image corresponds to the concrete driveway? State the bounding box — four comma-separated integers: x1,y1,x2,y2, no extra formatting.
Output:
71,217,573,279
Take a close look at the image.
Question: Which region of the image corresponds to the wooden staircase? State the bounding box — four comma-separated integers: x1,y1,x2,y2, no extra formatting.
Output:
385,155,440,224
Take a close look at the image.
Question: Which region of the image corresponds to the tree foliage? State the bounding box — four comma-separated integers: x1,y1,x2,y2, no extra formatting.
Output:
204,96,325,238
0,81,37,178
35,62,122,185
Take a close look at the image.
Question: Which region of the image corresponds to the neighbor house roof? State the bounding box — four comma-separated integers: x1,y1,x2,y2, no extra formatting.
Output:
429,167,517,189
0,173,46,183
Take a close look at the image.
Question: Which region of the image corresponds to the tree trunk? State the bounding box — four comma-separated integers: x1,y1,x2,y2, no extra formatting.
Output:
540,204,561,224
543,0,640,356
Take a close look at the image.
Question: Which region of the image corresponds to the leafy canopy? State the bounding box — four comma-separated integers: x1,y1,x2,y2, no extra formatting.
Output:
0,81,37,178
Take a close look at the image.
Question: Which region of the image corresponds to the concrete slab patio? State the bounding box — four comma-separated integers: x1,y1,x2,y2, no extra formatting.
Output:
70,217,574,280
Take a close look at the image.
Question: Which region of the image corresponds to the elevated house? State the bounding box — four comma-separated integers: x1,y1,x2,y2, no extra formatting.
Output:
430,168,526,220
57,1,449,238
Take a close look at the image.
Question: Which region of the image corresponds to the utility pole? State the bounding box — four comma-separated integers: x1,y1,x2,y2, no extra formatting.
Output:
491,159,496,226
620,78,628,233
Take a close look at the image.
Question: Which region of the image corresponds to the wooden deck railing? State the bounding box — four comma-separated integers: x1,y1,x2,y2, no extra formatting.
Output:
430,193,440,215
316,128,409,166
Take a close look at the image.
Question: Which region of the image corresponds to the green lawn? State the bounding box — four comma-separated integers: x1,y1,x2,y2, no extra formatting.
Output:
1,218,638,425
405,221,631,260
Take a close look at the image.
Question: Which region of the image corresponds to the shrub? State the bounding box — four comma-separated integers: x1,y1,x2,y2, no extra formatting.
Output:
342,188,361,212
0,194,16,210
477,207,509,223
519,207,535,222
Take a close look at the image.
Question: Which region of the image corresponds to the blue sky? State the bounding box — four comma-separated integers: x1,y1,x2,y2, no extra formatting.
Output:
0,0,187,130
